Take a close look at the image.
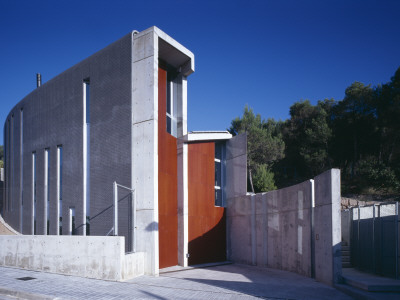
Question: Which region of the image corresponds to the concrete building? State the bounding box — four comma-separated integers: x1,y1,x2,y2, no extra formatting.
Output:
1,26,247,276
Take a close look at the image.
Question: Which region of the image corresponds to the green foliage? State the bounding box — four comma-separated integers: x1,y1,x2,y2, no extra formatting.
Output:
253,164,277,193
0,145,3,161
0,160,3,169
229,106,284,192
230,66,400,195
358,158,400,193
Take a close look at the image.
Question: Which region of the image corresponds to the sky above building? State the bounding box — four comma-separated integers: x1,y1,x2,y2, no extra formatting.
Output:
1,0,400,143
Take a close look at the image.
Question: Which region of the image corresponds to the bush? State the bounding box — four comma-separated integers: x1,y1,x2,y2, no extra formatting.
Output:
253,164,277,193
358,158,400,193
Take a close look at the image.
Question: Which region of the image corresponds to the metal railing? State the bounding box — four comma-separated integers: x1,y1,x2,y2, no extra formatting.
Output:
112,181,136,253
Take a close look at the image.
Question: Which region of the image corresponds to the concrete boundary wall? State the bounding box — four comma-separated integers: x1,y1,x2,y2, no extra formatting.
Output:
0,236,144,281
227,169,341,286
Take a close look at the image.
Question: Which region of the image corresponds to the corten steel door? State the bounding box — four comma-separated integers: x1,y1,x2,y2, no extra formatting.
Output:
158,67,178,269
188,142,226,265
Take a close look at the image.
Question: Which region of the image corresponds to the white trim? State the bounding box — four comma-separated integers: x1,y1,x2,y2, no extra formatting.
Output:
182,131,232,142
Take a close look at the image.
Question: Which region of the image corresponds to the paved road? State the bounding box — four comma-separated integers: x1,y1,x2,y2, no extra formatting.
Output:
0,264,352,299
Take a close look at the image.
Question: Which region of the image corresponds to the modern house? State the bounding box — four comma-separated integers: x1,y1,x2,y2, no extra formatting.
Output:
1,26,247,276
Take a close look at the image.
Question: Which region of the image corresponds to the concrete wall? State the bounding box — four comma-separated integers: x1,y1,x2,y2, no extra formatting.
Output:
341,209,351,246
227,180,313,277
0,235,144,281
314,169,342,285
2,32,133,237
227,169,342,286
225,134,247,200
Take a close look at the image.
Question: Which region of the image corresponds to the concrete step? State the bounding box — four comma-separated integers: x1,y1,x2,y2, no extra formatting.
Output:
342,262,352,268
342,245,350,251
341,268,400,292
342,256,350,263
335,283,400,300
341,250,350,256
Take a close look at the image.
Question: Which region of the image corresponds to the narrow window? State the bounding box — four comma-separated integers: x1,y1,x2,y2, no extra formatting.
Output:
44,148,50,235
7,119,10,211
83,79,90,235
166,72,178,137
20,109,23,232
214,142,225,207
69,207,75,235
32,152,36,234
10,115,14,211
57,146,63,235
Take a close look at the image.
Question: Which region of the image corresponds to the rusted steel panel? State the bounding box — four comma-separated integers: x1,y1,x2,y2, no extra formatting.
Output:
188,142,226,265
158,67,178,269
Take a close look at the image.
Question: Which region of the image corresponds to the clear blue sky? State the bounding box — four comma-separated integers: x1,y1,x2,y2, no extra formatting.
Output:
1,0,400,143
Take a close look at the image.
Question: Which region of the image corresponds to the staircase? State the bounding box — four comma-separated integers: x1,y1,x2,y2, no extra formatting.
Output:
341,241,351,268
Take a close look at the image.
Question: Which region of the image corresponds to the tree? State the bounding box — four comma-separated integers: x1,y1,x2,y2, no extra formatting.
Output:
229,106,285,193
280,100,333,183
330,82,376,178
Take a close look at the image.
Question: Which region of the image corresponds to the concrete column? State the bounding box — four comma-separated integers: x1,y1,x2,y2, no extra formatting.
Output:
131,29,159,276
177,141,188,266
314,169,342,285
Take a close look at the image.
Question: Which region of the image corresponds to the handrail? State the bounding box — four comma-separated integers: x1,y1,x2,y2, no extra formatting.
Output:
113,181,136,253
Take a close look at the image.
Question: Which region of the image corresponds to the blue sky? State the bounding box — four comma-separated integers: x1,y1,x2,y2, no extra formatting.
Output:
1,0,400,143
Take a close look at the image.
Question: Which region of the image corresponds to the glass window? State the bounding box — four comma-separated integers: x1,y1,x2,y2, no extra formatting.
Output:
214,142,225,207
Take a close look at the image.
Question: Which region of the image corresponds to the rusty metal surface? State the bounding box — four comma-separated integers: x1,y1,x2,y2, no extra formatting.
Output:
188,142,226,265
158,67,178,269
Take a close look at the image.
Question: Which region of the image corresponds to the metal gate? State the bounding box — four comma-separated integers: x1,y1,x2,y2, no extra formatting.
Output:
351,202,400,278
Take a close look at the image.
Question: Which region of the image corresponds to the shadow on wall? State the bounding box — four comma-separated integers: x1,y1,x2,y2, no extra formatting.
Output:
188,211,226,265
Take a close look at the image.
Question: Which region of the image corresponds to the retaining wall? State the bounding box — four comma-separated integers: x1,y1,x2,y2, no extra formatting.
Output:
227,169,342,286
0,235,144,281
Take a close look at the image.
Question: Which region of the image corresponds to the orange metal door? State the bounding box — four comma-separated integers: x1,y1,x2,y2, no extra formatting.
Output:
158,67,178,269
188,142,226,265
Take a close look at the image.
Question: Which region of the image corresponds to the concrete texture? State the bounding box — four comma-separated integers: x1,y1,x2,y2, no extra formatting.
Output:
0,215,19,235
341,209,351,247
0,235,144,280
0,264,352,300
314,169,342,285
225,134,247,200
227,180,313,277
227,169,342,286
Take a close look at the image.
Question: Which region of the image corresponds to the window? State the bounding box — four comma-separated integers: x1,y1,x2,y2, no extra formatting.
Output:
166,72,178,137
57,146,63,235
215,142,226,207
32,152,36,234
83,79,91,235
69,207,76,235
20,109,24,232
44,148,50,235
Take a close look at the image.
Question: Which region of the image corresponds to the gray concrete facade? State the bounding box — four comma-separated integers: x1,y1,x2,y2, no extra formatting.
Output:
2,27,195,276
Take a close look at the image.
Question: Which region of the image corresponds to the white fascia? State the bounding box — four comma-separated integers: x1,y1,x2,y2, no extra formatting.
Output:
182,131,232,142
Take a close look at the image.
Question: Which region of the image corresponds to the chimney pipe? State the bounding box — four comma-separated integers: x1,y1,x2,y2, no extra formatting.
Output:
36,73,41,88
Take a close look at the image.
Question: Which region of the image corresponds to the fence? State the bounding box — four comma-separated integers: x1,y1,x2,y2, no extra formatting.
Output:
350,202,400,278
